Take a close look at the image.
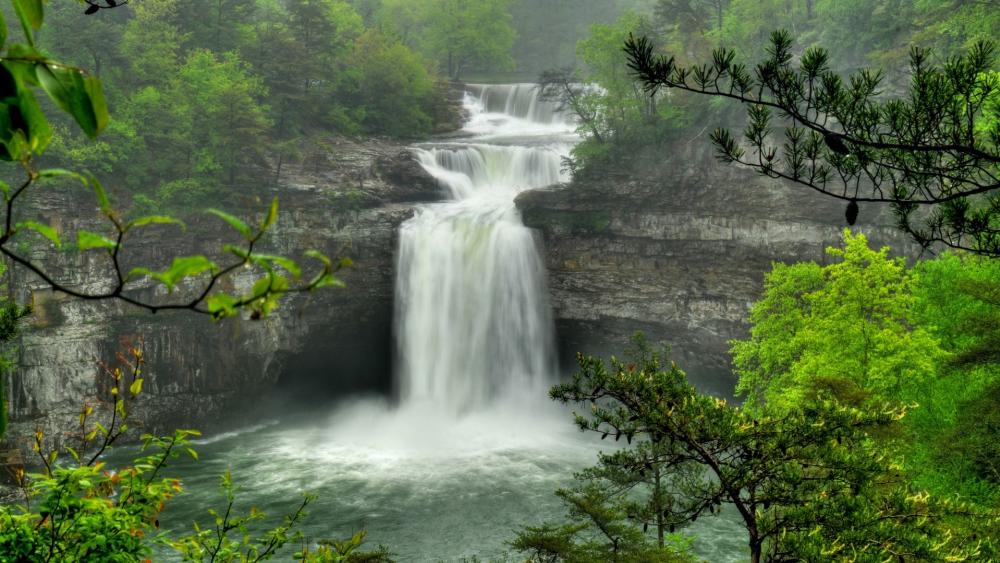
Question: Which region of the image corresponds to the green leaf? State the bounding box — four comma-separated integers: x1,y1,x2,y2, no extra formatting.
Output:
124,267,154,282
12,0,43,46
206,209,252,239
251,254,301,279
311,272,345,290
36,64,106,138
185,447,199,461
206,293,238,318
126,215,185,232
77,230,117,251
87,174,111,214
262,197,279,230
223,244,249,260
129,378,143,396
305,249,332,268
16,220,60,247
156,255,218,290
84,75,108,136
0,9,7,50
38,168,87,186
14,82,52,154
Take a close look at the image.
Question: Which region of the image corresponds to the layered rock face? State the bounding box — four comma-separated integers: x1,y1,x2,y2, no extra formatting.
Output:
517,142,919,396
3,137,443,453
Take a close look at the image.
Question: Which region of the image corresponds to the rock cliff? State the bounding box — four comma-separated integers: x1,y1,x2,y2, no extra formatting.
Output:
3,137,443,454
517,141,919,396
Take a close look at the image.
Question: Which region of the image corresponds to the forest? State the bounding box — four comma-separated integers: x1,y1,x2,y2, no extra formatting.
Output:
0,0,997,561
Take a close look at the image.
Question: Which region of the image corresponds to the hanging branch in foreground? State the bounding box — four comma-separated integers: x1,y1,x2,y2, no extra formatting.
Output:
0,0,345,319
1,165,348,319
624,31,1000,256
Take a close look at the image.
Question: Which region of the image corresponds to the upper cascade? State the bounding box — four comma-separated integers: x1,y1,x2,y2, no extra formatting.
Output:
466,83,569,126
413,143,570,200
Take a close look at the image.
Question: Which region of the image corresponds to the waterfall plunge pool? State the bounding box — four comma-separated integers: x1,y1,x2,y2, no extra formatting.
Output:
129,399,747,562
127,84,747,561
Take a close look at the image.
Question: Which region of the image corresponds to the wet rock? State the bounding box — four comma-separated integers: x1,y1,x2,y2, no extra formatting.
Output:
517,141,919,397
2,136,437,456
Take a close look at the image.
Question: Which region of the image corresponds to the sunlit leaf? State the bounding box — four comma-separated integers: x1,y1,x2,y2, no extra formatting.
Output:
16,220,60,247
206,293,238,318
12,0,43,46
155,255,218,290
77,230,117,251
251,254,301,279
126,215,185,232
206,208,252,239
38,168,87,186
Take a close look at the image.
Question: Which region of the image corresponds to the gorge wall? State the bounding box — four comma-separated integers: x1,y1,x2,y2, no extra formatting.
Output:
517,141,919,396
3,137,444,453
3,129,921,455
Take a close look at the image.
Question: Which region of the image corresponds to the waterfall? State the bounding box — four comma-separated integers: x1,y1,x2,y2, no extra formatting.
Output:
466,83,568,125
394,84,575,412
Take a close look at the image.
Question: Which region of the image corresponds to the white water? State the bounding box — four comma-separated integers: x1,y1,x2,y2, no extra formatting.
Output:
395,86,575,413
144,85,747,562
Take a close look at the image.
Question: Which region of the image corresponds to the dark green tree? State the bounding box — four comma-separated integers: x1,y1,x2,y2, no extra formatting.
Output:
543,335,993,563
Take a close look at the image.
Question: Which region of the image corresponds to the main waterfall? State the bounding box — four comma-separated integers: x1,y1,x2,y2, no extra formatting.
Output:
394,85,576,412
153,84,746,562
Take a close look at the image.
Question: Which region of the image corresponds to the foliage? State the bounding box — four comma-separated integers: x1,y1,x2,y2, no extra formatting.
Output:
513,483,696,563
0,0,344,326
543,11,698,175
532,334,992,562
167,470,313,562
0,342,390,562
341,29,438,137
514,339,698,562
730,234,1000,545
625,27,1000,255
731,230,944,412
36,0,457,210
373,0,516,81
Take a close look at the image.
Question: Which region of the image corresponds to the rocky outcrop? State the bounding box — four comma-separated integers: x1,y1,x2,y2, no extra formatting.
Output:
517,141,919,396
3,137,442,454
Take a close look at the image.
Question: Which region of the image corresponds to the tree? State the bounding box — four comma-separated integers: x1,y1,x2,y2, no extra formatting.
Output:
342,29,437,137
545,335,991,563
423,0,516,80
513,482,696,563
654,0,729,35
731,230,945,412
624,30,1000,256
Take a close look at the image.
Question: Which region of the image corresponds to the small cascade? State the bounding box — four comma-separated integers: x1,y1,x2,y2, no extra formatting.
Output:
466,83,567,125
394,84,576,412
412,143,568,200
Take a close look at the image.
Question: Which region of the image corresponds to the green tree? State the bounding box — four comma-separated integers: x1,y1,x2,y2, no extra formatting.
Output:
423,0,516,80
174,49,272,190
543,336,990,563
120,0,187,87
731,230,945,412
342,29,437,136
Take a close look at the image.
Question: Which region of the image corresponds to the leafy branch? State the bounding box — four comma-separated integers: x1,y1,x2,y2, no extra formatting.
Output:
0,0,345,319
